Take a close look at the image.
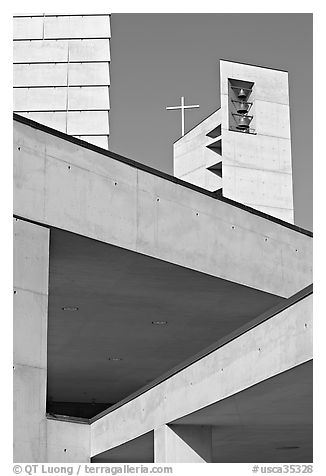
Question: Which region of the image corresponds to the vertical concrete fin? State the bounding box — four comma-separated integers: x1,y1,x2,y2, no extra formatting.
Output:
154,424,212,463
13,218,50,462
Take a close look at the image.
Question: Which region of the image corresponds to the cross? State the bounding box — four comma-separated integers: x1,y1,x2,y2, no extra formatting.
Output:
166,96,200,137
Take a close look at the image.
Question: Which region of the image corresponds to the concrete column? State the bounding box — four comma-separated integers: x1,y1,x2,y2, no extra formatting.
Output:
154,424,212,463
13,218,50,462
46,419,90,462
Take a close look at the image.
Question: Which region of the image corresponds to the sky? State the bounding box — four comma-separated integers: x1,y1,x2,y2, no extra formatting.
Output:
108,13,313,230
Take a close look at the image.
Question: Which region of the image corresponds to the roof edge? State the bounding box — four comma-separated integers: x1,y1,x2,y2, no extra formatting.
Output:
173,107,221,145
220,58,288,73
46,413,90,425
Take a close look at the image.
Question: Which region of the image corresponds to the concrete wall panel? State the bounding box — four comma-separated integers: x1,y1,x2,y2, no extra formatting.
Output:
67,111,109,135
14,63,68,87
13,218,49,294
224,132,292,174
13,289,48,369
222,165,293,209
14,87,67,111
43,153,137,250
255,101,291,139
13,219,49,463
69,39,110,62
68,63,110,86
13,16,44,40
13,40,69,63
13,16,111,146
19,112,67,132
76,136,109,148
68,87,110,110
44,15,110,39
252,205,295,224
47,420,90,462
13,365,47,462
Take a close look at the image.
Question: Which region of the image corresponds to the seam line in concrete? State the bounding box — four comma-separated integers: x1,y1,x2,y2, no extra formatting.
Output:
13,285,48,297
13,362,46,371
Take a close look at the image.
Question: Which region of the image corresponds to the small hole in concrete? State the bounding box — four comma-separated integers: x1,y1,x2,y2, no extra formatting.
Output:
63,448,67,452
114,182,117,186
68,166,71,170
221,368,223,372
265,238,268,242
295,249,298,252
304,323,308,328
156,198,160,202
14,290,17,295
258,347,262,352
17,147,21,151
231,226,235,230
196,212,199,216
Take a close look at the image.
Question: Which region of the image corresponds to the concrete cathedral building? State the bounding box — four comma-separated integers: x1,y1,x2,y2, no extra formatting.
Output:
13,17,312,464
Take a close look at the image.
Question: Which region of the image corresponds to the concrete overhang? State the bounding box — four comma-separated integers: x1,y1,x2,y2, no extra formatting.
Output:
44,286,312,462
89,287,312,457
92,361,312,463
47,227,284,410
13,114,312,298
171,361,312,463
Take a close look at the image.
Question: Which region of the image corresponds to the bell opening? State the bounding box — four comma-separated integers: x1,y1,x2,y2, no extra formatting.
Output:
237,102,250,114
236,115,251,130
237,88,247,99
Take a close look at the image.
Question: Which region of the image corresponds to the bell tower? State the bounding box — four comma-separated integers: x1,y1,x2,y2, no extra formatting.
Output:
220,60,294,223
173,60,294,224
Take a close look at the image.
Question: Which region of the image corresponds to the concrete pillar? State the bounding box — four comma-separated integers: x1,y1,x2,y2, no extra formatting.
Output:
13,218,49,462
46,419,90,462
154,424,212,463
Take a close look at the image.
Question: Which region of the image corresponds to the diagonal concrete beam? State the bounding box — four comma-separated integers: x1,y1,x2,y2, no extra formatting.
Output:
14,116,312,297
90,289,312,458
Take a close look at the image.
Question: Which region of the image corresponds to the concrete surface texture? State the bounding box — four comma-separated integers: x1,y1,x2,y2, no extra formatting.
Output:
173,109,222,191
13,219,49,462
13,115,312,463
13,217,91,463
154,425,213,463
90,292,312,457
94,361,312,463
173,60,294,223
13,119,312,298
46,419,90,463
171,361,312,463
13,14,111,149
92,431,154,463
47,227,284,408
221,60,294,222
